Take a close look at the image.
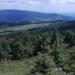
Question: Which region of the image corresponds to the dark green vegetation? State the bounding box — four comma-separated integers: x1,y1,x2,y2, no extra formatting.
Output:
0,21,75,75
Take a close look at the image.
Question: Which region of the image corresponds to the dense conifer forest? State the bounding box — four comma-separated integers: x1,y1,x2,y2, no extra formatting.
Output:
0,26,75,75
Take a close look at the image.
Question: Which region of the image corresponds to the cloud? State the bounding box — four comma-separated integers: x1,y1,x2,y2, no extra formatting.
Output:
0,0,75,13
22,0,42,5
0,0,15,2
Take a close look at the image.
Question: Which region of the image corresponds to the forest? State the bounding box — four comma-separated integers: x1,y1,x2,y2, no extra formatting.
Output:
0,26,74,75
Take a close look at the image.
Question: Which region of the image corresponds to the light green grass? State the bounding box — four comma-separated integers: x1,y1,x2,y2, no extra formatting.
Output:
0,22,61,32
0,23,50,32
0,59,35,75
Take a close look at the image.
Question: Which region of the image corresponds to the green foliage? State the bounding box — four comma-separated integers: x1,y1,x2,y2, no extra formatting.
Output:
26,53,56,75
47,71,67,75
0,29,74,75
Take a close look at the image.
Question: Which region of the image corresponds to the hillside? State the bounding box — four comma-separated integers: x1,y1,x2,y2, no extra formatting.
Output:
0,26,75,75
0,10,74,26
0,21,75,33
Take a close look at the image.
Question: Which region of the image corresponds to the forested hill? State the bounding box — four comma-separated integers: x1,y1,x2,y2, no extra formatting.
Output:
0,10,74,26
0,27,75,75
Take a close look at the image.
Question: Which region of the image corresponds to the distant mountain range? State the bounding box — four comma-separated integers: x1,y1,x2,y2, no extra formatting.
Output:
0,10,75,26
62,13,75,18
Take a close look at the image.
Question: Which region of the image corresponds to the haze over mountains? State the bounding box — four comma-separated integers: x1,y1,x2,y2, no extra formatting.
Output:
0,9,75,26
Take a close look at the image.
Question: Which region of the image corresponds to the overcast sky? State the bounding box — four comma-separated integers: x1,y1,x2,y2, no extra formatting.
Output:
0,0,75,13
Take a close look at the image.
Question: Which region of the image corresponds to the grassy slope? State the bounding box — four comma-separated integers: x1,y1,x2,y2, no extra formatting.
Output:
0,51,74,75
0,22,63,32
0,59,35,75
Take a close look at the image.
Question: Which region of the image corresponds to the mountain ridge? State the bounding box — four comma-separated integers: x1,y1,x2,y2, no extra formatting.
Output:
0,9,74,26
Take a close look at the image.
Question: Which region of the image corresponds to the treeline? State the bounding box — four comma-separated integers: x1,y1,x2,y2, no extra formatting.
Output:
0,29,75,75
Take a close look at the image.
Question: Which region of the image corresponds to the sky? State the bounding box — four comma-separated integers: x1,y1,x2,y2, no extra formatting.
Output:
0,0,75,13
